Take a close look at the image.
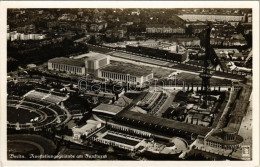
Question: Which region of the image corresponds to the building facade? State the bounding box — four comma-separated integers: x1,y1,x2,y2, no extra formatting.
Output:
48,52,110,76
48,57,86,75
83,53,110,74
146,25,186,34
97,70,153,87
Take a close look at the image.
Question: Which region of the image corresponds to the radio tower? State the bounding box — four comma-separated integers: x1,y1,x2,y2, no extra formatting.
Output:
199,24,212,107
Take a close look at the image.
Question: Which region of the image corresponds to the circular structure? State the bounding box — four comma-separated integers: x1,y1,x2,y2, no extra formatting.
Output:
169,137,188,152
7,106,41,124
223,127,238,141
7,97,68,130
8,140,42,158
8,134,56,160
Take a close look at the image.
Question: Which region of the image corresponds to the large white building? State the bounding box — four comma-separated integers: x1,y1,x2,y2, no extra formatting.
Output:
73,52,110,74
48,52,153,86
48,52,110,76
48,57,86,75
97,62,153,87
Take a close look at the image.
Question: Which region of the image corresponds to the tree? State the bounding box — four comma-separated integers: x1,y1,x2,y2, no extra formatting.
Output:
88,35,97,45
80,134,86,141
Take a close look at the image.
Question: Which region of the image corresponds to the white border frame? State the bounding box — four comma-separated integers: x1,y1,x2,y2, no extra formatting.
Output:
0,1,259,167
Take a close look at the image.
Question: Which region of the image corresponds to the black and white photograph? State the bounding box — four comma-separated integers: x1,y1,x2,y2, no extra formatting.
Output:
0,1,259,166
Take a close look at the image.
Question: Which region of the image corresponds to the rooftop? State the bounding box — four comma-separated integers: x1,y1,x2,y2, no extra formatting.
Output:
116,110,211,136
171,37,200,42
214,48,240,53
207,130,243,145
178,13,244,16
93,103,123,116
72,52,109,61
48,57,85,67
146,24,185,28
72,120,100,134
214,48,244,58
193,113,204,120
100,61,153,77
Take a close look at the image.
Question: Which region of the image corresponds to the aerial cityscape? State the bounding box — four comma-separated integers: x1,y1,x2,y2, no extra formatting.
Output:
7,8,252,161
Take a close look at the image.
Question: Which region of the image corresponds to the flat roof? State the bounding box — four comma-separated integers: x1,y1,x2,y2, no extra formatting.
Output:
146,24,185,28
73,52,109,61
93,103,123,115
116,110,211,136
172,37,200,42
100,61,153,77
49,57,85,67
73,124,97,134
103,133,139,146
223,127,237,133
193,113,204,120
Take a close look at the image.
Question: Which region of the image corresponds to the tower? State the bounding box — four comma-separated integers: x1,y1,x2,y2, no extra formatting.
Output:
199,24,212,106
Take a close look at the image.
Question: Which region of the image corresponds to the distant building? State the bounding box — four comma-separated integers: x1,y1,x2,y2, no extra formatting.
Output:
58,13,78,21
131,10,140,16
247,13,252,23
242,23,252,35
126,41,187,62
229,21,240,27
89,22,108,32
214,48,246,61
146,24,186,34
105,27,127,39
178,14,244,22
210,38,247,47
171,37,200,47
189,24,208,34
7,31,46,41
16,24,36,33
